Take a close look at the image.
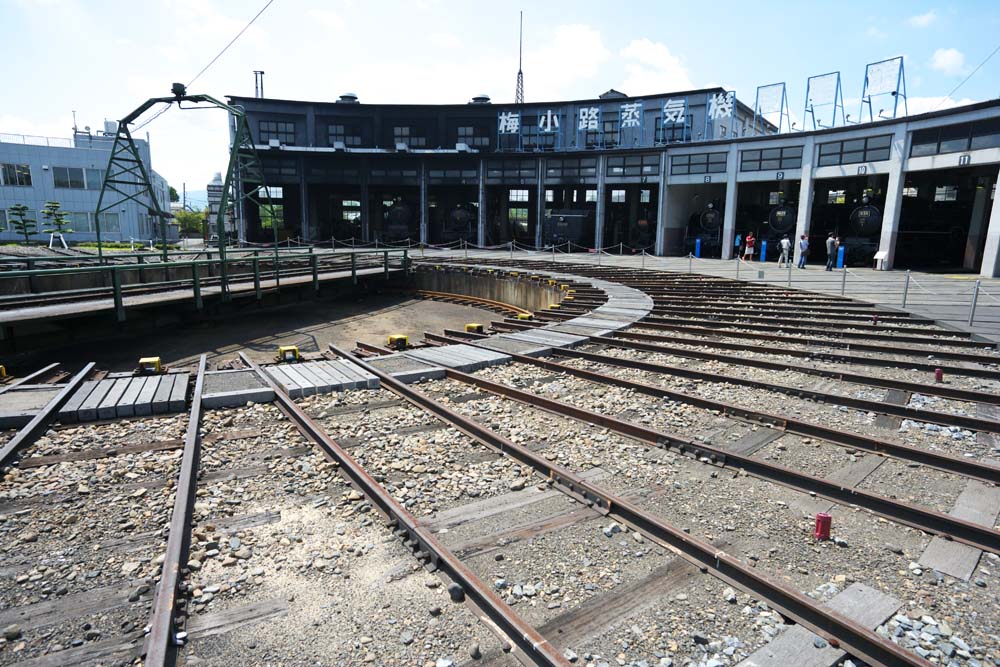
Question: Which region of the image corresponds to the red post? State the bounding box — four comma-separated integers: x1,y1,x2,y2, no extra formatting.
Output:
814,513,832,540
934,368,944,383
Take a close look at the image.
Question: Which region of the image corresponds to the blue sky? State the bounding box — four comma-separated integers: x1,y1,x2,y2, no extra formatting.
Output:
2,0,998,198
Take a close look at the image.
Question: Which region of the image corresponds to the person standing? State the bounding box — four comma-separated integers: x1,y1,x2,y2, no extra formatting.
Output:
743,232,756,260
825,233,837,271
797,235,809,269
778,234,792,267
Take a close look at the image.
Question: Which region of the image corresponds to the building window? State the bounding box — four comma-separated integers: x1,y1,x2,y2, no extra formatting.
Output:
0,209,6,231
101,212,121,233
902,186,918,197
259,120,295,145
934,186,959,202
508,207,529,235
827,189,847,205
328,124,362,147
740,146,803,172
640,189,651,203
655,115,692,143
53,166,103,190
457,126,489,147
1,163,32,187
545,190,554,203
602,114,619,148
261,204,285,230
610,189,626,203
585,189,597,203
911,118,1000,157
263,159,297,179
768,191,782,205
486,159,536,180
606,154,659,177
546,158,597,179
509,189,529,202
817,134,891,166
670,152,727,176
393,126,426,148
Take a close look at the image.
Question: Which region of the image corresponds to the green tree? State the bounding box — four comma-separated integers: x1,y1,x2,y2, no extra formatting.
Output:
169,186,180,203
173,209,206,236
40,201,73,235
7,204,37,245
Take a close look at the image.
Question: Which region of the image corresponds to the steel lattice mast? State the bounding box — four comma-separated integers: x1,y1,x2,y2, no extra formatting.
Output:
515,11,524,104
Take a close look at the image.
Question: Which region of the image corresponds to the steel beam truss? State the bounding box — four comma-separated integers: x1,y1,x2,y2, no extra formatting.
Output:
95,85,280,298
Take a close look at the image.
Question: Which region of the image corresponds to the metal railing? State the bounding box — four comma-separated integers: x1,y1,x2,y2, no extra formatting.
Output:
0,248,409,322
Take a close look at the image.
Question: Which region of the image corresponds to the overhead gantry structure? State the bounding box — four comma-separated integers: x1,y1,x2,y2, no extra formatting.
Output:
94,83,279,298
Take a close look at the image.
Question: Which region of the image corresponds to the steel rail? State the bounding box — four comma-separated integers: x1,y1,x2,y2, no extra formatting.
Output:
635,315,990,348
412,289,534,316
425,331,1000,483
587,333,1000,405
610,330,999,379
630,319,1000,363
433,351,1000,556
237,352,570,667
0,362,62,396
144,356,205,667
0,362,95,469
429,330,1000,434
647,304,932,325
327,343,933,667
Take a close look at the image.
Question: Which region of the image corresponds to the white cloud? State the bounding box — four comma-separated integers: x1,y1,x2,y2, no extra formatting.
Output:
618,39,694,96
865,26,887,40
905,95,978,115
307,9,344,31
429,32,462,49
908,10,937,27
930,47,966,76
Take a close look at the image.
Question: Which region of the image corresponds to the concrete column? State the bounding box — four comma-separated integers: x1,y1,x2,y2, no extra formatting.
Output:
477,160,486,247
360,176,370,243
298,165,309,241
875,126,909,269
595,154,607,249
720,144,739,259
535,158,545,249
419,159,429,245
980,167,1000,278
964,178,991,270
655,151,670,256
793,136,816,265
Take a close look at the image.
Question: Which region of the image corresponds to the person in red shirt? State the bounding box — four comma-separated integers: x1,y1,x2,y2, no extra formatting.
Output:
743,232,756,260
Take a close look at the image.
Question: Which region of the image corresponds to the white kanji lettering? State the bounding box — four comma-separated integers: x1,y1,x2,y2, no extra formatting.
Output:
620,102,642,128
539,109,560,133
578,107,599,131
498,111,520,134
708,92,734,120
662,98,686,124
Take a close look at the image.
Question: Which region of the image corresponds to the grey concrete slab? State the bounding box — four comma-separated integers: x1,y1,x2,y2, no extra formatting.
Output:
115,378,146,418
0,387,64,428
202,387,275,409
405,344,510,371
264,366,302,398
168,373,189,412
367,354,446,383
545,324,612,337
326,359,379,389
736,583,900,667
313,360,359,389
293,364,333,393
919,479,1000,580
279,365,317,397
78,379,115,422
132,377,161,417
150,374,176,414
97,378,132,420
203,370,267,395
478,335,553,357
507,329,588,348
58,380,99,424
300,362,341,390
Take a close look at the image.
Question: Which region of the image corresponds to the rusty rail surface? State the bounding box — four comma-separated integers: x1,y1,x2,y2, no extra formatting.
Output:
238,351,570,667
431,330,1000,434
328,343,933,667
144,355,206,667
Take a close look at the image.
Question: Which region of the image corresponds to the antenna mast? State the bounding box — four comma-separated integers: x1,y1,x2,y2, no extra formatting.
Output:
515,11,524,104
